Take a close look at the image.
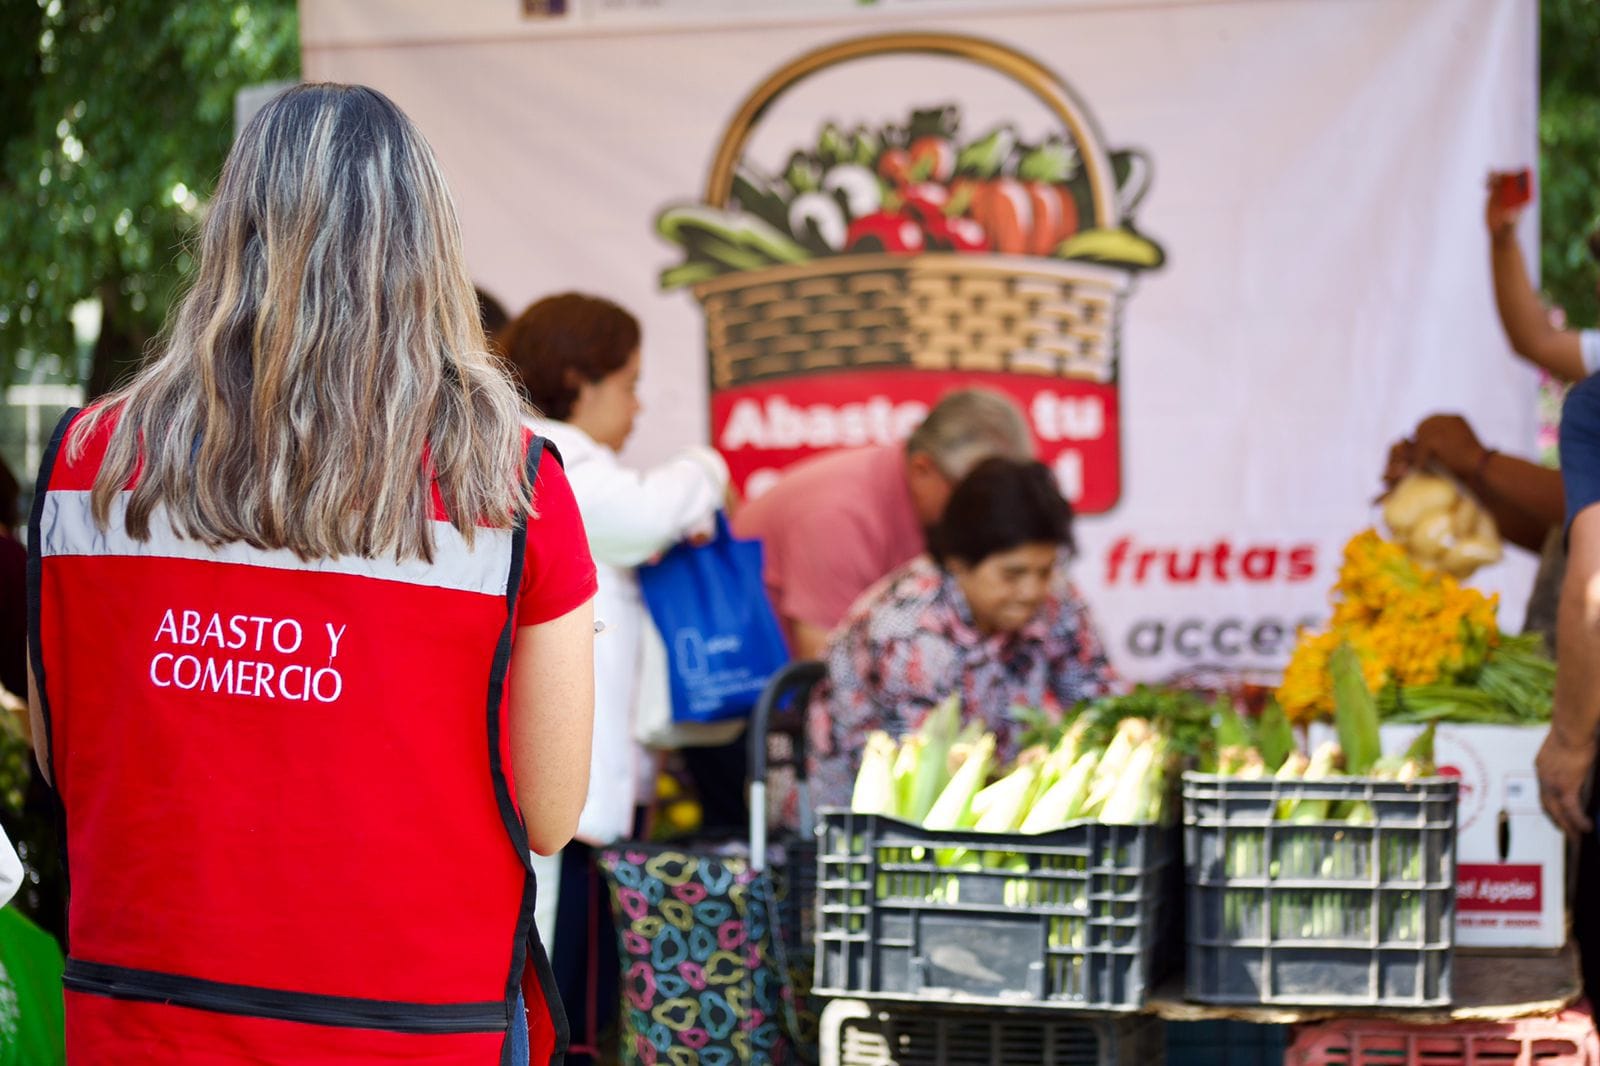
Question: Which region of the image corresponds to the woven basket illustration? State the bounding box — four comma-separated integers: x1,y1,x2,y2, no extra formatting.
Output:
692,33,1140,392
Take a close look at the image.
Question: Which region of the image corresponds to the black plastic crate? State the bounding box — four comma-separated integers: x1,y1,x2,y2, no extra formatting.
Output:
822,998,1166,1066
1182,773,1457,1007
814,808,1173,1011
780,834,819,951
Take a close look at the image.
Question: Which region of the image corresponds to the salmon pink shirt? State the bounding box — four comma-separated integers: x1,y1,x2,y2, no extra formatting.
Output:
733,444,924,637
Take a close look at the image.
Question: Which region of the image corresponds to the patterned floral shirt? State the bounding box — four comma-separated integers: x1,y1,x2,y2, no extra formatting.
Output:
808,554,1115,809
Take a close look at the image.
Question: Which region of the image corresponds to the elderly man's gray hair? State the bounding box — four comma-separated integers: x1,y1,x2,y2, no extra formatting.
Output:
905,388,1036,479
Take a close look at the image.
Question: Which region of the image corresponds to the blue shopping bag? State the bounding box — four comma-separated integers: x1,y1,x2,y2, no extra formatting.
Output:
637,513,788,723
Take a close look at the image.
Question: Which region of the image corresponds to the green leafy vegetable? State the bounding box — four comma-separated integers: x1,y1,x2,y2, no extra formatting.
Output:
1253,699,1295,772
1331,644,1381,776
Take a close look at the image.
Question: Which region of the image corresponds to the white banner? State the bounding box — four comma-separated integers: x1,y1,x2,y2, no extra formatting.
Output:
303,0,1541,682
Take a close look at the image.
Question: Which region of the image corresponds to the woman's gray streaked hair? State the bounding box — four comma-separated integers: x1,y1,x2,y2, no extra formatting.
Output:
70,83,531,562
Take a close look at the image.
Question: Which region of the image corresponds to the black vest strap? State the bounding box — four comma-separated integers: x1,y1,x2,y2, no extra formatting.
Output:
63,959,509,1035
491,436,569,1066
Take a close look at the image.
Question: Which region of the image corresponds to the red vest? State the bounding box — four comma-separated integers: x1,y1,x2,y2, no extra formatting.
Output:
29,409,567,1065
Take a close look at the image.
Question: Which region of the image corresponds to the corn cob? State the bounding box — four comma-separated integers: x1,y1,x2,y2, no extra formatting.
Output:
925,733,995,832
1020,750,1098,832
904,695,962,823
851,731,899,815
1081,718,1152,818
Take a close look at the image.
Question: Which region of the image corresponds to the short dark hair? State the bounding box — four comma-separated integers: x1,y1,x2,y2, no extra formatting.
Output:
928,458,1074,567
496,293,641,421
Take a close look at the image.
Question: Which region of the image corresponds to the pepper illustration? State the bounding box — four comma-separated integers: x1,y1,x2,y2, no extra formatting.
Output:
845,212,925,254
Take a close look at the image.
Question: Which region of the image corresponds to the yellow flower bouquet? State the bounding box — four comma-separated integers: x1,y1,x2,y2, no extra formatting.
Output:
1279,530,1552,725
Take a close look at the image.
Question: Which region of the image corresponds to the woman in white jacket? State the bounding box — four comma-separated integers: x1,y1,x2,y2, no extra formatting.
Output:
498,293,728,1061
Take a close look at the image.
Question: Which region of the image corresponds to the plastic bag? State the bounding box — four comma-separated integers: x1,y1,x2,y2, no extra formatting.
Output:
633,613,746,748
637,513,788,723
1382,469,1502,578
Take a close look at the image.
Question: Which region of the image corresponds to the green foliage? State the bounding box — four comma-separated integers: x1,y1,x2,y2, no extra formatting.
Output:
1073,685,1218,761
1539,0,1600,329
0,0,298,391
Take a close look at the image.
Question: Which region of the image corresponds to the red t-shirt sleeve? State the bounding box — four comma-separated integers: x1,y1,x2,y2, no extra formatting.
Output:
516,452,599,626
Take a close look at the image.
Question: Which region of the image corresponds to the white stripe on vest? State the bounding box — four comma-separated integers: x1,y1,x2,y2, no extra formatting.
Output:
39,490,515,597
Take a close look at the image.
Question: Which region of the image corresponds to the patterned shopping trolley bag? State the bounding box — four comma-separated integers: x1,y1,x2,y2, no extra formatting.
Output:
598,844,809,1066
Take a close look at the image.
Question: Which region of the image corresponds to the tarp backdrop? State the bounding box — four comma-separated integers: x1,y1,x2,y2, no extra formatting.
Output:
302,0,1541,683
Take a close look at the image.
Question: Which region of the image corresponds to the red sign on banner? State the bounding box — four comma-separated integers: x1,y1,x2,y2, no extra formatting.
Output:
713,369,1122,512
1456,864,1542,913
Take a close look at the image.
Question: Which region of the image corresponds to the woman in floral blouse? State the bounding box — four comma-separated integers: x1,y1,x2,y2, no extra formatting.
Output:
809,457,1115,808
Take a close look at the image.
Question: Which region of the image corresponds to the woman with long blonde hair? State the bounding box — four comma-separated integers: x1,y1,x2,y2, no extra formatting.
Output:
28,83,595,1064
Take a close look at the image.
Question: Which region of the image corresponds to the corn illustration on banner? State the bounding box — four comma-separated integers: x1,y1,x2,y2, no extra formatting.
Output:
302,0,1540,682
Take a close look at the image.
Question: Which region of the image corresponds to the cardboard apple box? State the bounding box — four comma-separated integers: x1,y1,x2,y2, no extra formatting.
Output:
1308,722,1563,950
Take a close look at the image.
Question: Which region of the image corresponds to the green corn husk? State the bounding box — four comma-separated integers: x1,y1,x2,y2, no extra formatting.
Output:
1217,744,1255,776
955,716,988,749
1402,722,1438,776
1368,755,1403,780
1020,750,1099,832
945,741,977,779
1268,743,1339,881
1254,699,1295,772
1100,731,1165,825
1275,751,1310,779
975,760,1042,834
1047,916,1089,950
942,760,1044,869
891,734,921,820
1216,700,1251,750
1205,702,1251,773
969,775,1001,823
1284,741,1342,824
990,853,1028,877
1225,828,1264,878
1344,802,1375,825
1381,833,1425,883
1234,750,1268,780
927,734,995,866
1044,717,1091,781
973,746,1046,825
1140,732,1172,823
1272,750,1310,820
852,731,899,815
925,733,995,833
1013,743,1052,777
1332,643,1382,776
1081,718,1152,818
905,695,962,823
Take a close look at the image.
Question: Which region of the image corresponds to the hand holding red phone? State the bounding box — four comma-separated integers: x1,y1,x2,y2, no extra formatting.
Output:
1485,168,1532,235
